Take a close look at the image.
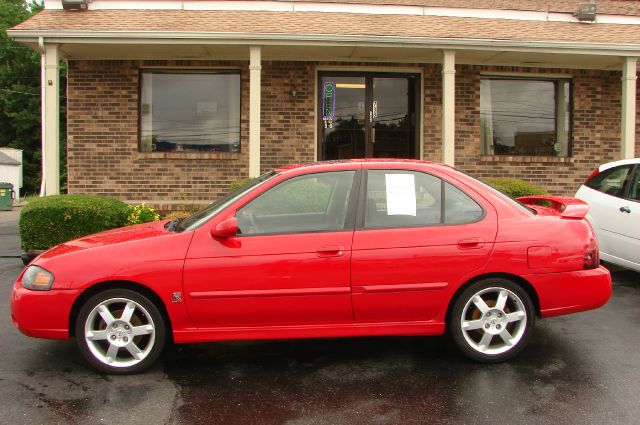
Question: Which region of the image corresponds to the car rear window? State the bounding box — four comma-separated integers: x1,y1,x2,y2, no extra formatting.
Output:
452,171,535,216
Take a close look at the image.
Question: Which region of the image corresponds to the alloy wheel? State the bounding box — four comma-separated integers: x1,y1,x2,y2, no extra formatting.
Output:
83,297,156,368
459,287,528,356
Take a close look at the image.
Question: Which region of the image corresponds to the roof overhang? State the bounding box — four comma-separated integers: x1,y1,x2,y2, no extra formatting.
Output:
10,29,640,53
8,30,637,70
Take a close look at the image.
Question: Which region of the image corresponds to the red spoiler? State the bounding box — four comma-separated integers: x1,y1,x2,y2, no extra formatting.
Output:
516,196,590,219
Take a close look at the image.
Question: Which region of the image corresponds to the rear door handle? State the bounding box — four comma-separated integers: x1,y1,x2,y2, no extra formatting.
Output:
620,206,631,213
457,238,484,249
317,246,346,257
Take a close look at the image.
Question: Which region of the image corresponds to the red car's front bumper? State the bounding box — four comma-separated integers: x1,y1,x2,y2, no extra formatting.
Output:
10,281,79,340
529,266,612,318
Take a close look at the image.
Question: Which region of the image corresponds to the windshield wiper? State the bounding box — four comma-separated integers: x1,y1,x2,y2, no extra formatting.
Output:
165,218,184,232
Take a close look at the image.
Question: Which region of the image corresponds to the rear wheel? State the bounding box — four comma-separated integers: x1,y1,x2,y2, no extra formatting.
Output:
75,289,166,374
449,278,535,362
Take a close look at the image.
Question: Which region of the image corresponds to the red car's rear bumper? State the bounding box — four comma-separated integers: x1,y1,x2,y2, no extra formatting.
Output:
529,266,612,318
10,281,79,340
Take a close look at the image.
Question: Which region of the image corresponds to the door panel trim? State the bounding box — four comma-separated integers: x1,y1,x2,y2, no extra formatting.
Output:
353,282,449,293
189,286,352,299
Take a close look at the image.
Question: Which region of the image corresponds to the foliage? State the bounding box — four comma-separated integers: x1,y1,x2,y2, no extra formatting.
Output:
161,194,202,221
19,195,129,250
163,211,190,220
484,178,548,198
174,192,200,215
229,178,253,193
0,1,66,195
126,203,161,225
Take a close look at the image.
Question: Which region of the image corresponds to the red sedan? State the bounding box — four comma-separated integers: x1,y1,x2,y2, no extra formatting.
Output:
11,160,611,374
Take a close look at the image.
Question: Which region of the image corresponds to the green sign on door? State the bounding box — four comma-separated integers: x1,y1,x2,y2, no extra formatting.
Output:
322,82,335,119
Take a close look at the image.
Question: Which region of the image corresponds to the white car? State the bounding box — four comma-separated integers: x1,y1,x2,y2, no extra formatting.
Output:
575,158,640,272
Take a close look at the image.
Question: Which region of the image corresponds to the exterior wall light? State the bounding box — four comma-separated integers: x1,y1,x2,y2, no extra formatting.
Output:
62,0,88,11
575,2,596,22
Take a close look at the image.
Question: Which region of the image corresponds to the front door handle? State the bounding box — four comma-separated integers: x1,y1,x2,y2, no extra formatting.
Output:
317,246,346,257
457,238,484,249
620,206,631,213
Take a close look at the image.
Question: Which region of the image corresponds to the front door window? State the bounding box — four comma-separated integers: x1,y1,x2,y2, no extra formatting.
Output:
236,171,356,235
319,72,419,160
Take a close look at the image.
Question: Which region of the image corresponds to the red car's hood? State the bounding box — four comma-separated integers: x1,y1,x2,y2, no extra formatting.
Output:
38,220,172,260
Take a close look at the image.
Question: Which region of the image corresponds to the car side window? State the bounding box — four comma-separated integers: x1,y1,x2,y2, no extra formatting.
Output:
364,170,483,229
365,170,441,228
586,165,633,198
236,171,356,235
628,169,640,202
444,182,485,224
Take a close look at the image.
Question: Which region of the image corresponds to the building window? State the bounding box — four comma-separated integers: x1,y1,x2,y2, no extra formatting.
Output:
480,77,571,157
139,70,241,153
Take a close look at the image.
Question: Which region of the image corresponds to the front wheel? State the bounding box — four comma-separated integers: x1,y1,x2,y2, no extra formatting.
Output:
75,289,166,374
449,278,535,362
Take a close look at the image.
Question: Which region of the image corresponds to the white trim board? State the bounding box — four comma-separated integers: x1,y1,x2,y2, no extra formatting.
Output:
43,0,640,25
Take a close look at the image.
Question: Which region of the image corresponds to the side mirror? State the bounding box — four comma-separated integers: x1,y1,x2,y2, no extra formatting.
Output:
210,217,238,239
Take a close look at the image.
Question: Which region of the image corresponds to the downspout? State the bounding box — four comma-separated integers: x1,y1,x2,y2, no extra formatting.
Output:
38,36,46,197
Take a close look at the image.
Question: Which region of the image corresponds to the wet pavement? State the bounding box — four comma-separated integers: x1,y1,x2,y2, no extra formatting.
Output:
1,208,640,424
0,208,20,257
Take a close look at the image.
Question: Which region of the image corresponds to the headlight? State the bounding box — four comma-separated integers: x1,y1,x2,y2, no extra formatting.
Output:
21,266,55,291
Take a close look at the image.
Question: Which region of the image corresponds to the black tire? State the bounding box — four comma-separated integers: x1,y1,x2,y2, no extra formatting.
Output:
75,288,166,374
448,278,535,363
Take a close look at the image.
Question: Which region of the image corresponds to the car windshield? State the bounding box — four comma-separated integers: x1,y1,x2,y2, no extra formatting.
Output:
173,171,277,232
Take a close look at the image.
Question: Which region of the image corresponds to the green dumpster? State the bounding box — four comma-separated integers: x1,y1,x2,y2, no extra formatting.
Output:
0,182,15,211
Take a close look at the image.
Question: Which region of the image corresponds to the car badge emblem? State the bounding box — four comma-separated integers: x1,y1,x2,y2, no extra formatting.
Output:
171,292,182,303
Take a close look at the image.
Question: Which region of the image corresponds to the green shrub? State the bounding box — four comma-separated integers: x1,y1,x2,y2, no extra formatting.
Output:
483,178,548,198
164,211,190,220
20,195,129,250
126,203,161,225
229,177,253,193
174,192,200,215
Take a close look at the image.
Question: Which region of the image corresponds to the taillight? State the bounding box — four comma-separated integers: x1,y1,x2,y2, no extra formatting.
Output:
583,236,599,270
584,167,599,184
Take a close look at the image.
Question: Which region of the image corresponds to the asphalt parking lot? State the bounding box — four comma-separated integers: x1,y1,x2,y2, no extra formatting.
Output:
1,209,640,425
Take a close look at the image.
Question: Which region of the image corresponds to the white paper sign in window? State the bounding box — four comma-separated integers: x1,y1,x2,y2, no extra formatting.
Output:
385,174,416,216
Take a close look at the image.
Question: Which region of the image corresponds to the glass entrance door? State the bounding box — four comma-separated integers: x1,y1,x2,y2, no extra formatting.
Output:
319,72,419,160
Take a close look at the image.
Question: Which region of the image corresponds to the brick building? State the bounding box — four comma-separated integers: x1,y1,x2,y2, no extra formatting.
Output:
8,0,640,209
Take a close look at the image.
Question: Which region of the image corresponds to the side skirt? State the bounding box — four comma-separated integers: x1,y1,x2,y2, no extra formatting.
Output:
172,321,446,344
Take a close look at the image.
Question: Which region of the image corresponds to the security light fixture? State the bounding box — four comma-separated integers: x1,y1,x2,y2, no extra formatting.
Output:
575,2,596,22
62,0,88,11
